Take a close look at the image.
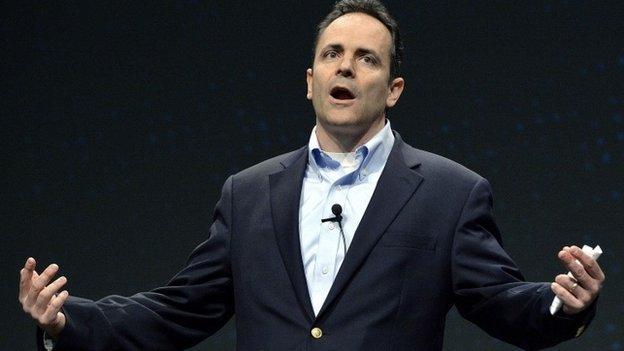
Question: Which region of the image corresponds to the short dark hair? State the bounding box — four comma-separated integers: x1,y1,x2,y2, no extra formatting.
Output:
312,0,403,80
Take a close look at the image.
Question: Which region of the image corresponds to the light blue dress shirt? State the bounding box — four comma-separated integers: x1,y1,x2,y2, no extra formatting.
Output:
299,121,395,315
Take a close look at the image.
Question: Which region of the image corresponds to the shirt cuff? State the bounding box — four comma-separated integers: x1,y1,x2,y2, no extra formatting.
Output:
42,331,55,351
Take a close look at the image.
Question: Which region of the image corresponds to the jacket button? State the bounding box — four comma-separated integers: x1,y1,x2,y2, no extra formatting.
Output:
310,327,323,339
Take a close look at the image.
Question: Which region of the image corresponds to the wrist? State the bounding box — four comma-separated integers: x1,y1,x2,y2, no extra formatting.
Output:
41,320,65,339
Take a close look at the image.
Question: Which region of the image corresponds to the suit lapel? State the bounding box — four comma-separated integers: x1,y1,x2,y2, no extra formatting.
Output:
269,147,316,321
316,134,424,319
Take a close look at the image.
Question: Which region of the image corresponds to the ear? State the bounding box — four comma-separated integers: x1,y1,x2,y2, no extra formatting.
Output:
385,77,404,108
306,68,313,100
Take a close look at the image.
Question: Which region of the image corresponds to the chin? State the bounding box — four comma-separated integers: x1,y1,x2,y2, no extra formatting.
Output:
321,118,367,138
327,117,359,127
322,111,361,126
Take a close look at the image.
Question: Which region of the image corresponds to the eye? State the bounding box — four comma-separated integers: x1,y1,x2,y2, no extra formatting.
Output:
361,55,377,65
324,50,339,59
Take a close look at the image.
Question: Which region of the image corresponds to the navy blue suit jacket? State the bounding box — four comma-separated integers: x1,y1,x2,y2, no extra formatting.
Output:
42,132,595,350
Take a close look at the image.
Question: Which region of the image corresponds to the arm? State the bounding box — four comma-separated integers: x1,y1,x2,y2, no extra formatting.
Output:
451,178,598,350
22,176,235,351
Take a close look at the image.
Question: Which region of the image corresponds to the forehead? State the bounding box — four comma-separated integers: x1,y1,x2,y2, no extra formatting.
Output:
316,12,392,56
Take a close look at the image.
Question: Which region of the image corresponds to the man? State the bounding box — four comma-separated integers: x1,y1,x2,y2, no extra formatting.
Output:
19,1,605,350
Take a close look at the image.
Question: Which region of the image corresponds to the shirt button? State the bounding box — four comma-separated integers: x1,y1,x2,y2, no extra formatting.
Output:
322,266,329,275
328,223,335,230
311,327,323,339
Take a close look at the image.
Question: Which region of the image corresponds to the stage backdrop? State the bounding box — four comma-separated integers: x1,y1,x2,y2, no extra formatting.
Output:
3,1,622,350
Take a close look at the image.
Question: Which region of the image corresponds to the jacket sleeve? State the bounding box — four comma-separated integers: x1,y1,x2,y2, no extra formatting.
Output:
451,177,597,350
45,176,235,351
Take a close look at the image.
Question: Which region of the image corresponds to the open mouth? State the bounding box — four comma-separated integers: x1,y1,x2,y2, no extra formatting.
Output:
330,86,355,100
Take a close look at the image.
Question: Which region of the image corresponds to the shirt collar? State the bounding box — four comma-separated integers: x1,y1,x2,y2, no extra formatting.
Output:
307,120,395,183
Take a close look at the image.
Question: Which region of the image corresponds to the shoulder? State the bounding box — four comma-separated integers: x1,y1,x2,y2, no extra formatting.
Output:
398,138,487,192
397,139,492,201
232,146,307,181
397,138,496,220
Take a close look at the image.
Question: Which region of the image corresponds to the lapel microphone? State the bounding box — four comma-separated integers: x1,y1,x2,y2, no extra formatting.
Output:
321,204,342,223
321,204,347,254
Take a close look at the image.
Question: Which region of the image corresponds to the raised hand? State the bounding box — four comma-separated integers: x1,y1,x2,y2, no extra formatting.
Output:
551,246,605,315
18,257,69,338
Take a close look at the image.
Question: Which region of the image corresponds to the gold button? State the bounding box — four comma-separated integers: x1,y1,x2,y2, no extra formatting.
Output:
575,325,586,338
310,327,323,339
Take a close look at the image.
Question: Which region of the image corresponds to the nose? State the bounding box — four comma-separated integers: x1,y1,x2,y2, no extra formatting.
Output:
336,56,355,78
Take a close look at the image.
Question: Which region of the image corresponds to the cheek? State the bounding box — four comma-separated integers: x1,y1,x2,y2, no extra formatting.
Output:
363,82,389,105
312,79,327,101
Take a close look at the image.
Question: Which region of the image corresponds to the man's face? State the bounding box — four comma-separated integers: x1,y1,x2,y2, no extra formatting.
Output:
306,12,404,137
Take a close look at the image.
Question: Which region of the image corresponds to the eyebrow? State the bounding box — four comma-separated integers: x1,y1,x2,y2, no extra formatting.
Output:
320,43,382,60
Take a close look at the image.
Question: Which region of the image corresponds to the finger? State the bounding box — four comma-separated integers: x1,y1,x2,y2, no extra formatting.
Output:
25,257,36,270
557,249,592,289
19,258,36,302
551,282,584,312
39,290,69,326
34,276,67,316
25,263,59,308
554,274,592,305
568,245,606,283
25,270,41,305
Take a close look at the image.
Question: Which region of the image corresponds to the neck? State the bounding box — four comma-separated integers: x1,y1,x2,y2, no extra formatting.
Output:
315,116,386,152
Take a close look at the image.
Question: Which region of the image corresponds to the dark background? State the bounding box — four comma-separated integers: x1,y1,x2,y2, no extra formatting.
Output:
3,1,623,350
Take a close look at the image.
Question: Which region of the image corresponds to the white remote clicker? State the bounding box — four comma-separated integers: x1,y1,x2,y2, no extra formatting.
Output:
549,244,602,315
